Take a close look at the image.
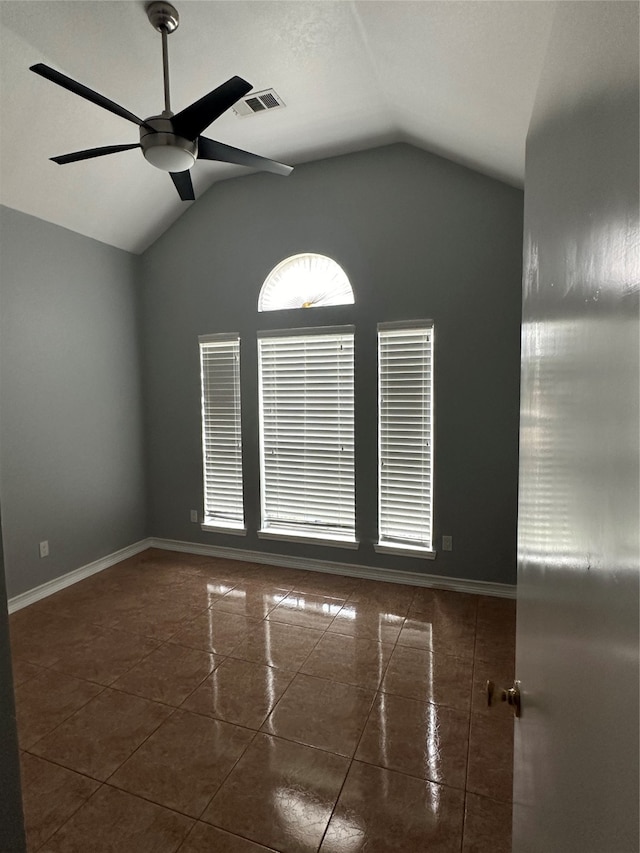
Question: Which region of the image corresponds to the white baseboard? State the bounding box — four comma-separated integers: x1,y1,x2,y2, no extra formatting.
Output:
148,537,516,599
7,539,152,614
7,535,515,613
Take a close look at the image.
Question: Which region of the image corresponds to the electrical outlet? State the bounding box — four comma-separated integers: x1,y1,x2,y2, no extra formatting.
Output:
39,540,49,558
442,535,453,551
190,510,199,523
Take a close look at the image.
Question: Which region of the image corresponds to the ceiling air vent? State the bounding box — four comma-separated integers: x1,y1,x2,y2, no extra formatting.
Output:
233,89,286,118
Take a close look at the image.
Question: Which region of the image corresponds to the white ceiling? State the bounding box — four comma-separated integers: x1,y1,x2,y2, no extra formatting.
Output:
0,1,557,254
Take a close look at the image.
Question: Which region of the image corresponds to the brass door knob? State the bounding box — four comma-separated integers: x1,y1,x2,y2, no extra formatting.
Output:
486,679,521,718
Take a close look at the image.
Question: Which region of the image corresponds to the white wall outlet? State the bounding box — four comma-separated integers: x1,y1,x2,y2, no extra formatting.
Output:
190,510,199,523
442,535,453,551
39,540,49,558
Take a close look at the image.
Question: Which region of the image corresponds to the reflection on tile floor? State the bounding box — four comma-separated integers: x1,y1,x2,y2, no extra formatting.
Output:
10,549,516,852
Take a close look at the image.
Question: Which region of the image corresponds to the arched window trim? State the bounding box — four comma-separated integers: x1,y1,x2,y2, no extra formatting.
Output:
258,253,355,312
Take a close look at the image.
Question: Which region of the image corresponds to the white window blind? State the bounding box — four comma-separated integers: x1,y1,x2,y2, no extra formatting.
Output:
378,322,433,551
258,327,355,543
199,333,244,530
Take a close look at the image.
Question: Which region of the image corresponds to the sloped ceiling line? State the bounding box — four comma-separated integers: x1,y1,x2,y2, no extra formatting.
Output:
0,1,556,254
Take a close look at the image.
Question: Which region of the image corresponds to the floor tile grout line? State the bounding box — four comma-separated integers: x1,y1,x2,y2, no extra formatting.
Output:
103,698,198,787
222,630,327,671
32,780,108,851
160,605,336,677
112,637,225,689
21,749,106,787
101,726,260,824
314,625,399,853
101,691,282,741
20,614,205,687
197,812,281,852
90,632,171,688
176,820,281,853
172,605,338,736
172,818,202,852
191,624,478,705
191,728,260,823
98,778,199,823
316,757,354,853
264,613,344,632
104,677,484,786
353,585,437,765
19,681,110,754
90,694,178,784
16,607,208,647
346,750,471,793
251,627,327,727
232,603,332,657
106,676,210,713
254,720,369,763
26,691,179,790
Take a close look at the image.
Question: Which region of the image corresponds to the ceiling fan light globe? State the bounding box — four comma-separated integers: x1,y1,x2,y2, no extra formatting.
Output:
143,144,195,172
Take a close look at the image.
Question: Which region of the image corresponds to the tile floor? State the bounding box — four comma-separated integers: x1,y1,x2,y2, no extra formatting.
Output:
10,549,516,852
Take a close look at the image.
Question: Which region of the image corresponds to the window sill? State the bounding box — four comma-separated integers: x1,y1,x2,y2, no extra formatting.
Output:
201,522,247,536
374,542,436,559
258,529,359,550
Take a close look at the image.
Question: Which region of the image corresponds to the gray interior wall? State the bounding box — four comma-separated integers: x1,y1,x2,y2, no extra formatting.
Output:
0,206,146,598
141,143,523,585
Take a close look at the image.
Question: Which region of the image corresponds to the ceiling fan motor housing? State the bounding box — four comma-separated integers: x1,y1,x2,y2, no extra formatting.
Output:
140,115,197,172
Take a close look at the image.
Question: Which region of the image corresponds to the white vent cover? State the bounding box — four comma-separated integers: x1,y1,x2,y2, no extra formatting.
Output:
233,89,286,117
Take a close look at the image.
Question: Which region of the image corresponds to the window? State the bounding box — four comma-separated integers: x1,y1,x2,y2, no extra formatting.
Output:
257,326,356,546
200,255,436,559
376,321,434,555
199,333,244,532
258,253,355,311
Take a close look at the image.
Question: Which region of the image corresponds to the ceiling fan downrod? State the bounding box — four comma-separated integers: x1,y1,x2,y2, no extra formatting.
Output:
146,1,179,115
141,1,196,173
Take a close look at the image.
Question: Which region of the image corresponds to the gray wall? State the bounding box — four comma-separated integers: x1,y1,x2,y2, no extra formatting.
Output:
0,207,147,598
513,2,639,850
141,143,523,585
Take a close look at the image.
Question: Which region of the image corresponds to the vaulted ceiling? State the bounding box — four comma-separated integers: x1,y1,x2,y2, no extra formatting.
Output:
0,1,556,254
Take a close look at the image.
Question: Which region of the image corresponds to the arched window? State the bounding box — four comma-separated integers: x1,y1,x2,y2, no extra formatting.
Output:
201,248,434,557
258,253,354,312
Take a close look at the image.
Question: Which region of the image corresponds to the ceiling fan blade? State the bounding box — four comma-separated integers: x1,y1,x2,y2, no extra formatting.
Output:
30,63,145,127
51,144,141,165
170,170,195,201
198,136,293,177
170,76,252,141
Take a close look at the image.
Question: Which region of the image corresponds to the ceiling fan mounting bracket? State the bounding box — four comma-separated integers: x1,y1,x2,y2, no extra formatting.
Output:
146,1,180,34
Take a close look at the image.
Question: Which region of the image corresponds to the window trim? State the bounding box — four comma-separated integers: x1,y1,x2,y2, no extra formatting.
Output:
258,529,359,549
374,542,436,559
201,522,247,536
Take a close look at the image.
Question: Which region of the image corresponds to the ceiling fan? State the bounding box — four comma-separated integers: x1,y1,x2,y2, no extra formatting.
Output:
30,1,293,201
